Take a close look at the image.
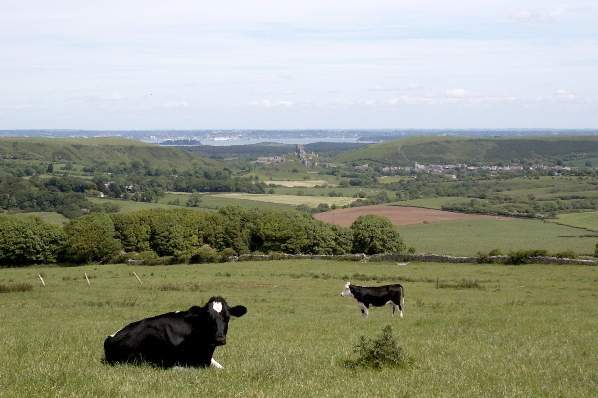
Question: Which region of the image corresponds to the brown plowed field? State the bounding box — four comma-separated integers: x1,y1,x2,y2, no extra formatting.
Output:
314,205,501,227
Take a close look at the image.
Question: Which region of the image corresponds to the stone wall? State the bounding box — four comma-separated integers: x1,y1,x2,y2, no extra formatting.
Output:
232,252,596,265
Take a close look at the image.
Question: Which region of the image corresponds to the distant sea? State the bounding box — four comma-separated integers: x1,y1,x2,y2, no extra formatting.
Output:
1,129,597,146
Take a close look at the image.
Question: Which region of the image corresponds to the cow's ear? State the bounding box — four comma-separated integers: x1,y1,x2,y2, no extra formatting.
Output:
229,305,247,318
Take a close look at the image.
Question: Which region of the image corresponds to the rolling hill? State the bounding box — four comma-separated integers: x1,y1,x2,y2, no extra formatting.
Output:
335,136,598,165
0,137,213,170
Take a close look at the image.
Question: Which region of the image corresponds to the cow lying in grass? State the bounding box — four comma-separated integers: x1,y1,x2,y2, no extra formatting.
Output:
104,296,247,369
340,282,405,318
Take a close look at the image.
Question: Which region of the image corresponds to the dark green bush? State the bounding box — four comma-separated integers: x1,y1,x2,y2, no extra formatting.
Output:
189,244,221,264
344,325,413,370
506,249,549,265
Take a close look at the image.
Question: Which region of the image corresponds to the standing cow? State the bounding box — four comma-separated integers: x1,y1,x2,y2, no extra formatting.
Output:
340,282,405,318
104,296,247,369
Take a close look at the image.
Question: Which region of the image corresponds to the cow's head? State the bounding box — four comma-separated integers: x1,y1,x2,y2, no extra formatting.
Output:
340,282,353,297
200,296,247,346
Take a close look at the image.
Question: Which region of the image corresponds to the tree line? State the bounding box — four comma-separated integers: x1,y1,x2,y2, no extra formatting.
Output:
0,208,405,266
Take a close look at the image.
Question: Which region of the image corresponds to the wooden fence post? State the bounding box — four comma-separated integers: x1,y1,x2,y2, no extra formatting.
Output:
132,272,143,286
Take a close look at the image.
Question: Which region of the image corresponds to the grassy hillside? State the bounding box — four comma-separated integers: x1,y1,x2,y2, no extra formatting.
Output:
0,137,211,170
0,261,596,397
336,136,598,165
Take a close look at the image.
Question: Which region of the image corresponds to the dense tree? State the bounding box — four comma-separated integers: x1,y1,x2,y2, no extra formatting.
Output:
0,216,64,266
64,214,122,263
350,215,405,255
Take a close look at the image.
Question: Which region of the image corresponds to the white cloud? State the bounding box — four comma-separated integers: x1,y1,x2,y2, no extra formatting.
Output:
249,99,294,108
445,88,469,99
163,100,190,109
554,89,576,101
510,7,566,23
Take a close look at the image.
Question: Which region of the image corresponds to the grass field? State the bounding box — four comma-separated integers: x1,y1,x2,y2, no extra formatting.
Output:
4,211,70,225
555,211,598,231
392,196,469,210
264,180,332,188
271,186,380,197
398,218,597,256
89,197,191,213
0,260,596,397
212,193,355,208
378,176,413,184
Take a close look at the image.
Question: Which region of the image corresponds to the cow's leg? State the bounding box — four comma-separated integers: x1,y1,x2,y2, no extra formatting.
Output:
397,297,404,318
210,358,224,369
386,300,396,316
357,302,369,318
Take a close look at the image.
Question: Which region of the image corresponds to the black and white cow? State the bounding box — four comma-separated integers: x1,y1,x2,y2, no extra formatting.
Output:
340,282,405,318
104,296,247,369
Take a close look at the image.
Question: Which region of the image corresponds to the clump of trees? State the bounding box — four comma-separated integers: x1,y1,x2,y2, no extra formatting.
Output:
0,216,64,265
63,214,122,263
350,215,405,255
0,207,408,266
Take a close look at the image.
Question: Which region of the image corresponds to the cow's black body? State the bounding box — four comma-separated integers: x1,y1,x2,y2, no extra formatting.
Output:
104,297,246,368
341,282,405,318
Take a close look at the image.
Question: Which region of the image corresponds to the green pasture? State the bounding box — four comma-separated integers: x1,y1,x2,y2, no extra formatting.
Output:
393,196,469,210
0,261,596,397
89,197,190,213
555,211,598,231
199,194,294,210
93,194,296,213
378,176,412,184
3,211,69,225
264,179,332,188
398,218,597,256
271,186,380,197
212,193,355,208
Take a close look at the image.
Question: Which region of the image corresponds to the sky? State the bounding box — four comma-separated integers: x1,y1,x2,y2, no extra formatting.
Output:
1,0,597,129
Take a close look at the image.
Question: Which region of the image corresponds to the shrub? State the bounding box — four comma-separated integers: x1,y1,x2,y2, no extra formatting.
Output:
189,244,221,264
344,325,413,370
506,249,548,265
219,247,237,258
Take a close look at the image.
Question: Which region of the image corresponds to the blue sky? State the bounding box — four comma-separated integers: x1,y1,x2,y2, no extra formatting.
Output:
1,0,597,129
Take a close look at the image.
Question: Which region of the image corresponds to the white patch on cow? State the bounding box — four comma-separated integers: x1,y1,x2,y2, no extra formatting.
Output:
340,282,353,297
175,311,181,313
210,358,224,369
109,327,123,338
400,310,404,318
212,301,223,313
